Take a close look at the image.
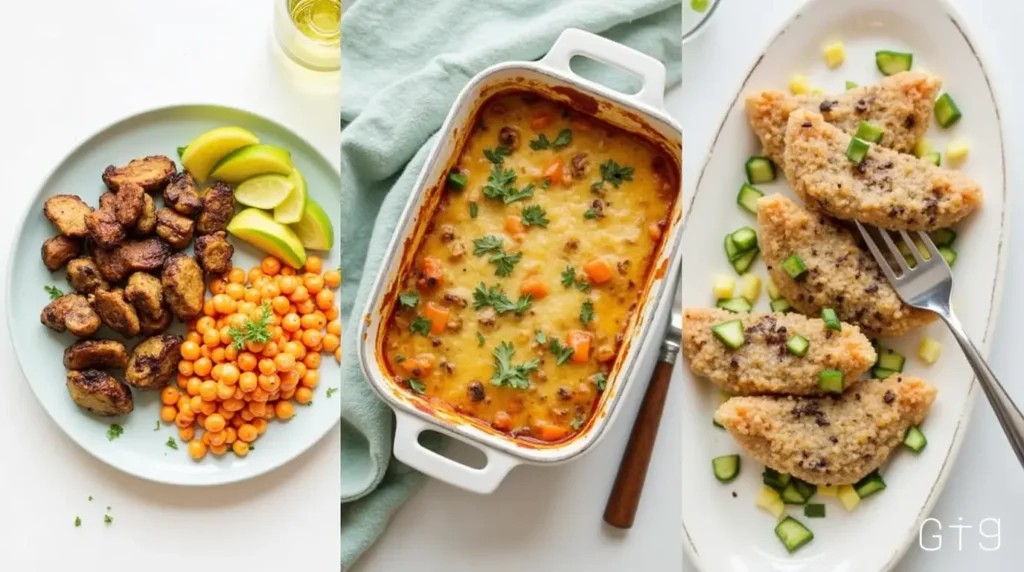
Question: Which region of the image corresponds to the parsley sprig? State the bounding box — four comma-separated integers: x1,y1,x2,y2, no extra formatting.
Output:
580,300,595,325
473,236,523,276
409,317,432,336
483,164,534,205
491,342,540,389
520,205,550,228
548,338,576,365
45,285,64,300
398,292,420,308
472,283,532,316
591,159,635,193
228,301,273,350
560,266,591,292
484,145,513,165
529,128,573,150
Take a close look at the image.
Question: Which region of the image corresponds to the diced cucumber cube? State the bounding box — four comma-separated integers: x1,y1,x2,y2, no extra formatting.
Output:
745,157,776,184
712,274,736,299
447,171,468,190
854,470,887,499
872,367,897,379
737,183,765,214
786,334,810,357
845,80,858,90
838,484,861,511
928,228,957,247
775,517,815,553
846,136,870,164
712,455,741,483
935,93,963,128
875,50,913,76
789,74,810,95
740,274,761,303
716,297,753,313
918,337,942,364
731,227,758,251
781,255,807,280
946,139,970,165
731,248,759,275
781,482,808,505
712,418,724,429
804,503,826,518
913,138,932,158
877,348,905,372
904,425,928,452
691,0,709,12
711,320,746,349
756,485,786,518
823,42,846,69
854,121,884,144
924,152,942,166
821,307,841,331
763,468,792,491
770,298,792,313
793,479,817,501
938,246,957,266
818,369,844,393
766,277,781,300
725,234,741,261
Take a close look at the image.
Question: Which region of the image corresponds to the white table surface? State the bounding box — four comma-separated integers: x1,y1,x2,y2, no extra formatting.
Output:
0,1,341,570
682,0,1024,570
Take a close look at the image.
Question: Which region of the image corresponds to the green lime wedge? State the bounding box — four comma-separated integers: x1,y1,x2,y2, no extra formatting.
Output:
227,208,307,269
209,144,293,184
290,196,335,251
273,168,309,224
180,126,260,183
235,174,295,209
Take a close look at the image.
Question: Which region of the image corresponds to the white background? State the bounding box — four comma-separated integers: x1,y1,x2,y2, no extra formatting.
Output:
0,1,341,570
682,0,1024,571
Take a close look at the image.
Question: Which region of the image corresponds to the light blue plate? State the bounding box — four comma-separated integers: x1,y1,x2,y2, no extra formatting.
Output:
7,105,340,486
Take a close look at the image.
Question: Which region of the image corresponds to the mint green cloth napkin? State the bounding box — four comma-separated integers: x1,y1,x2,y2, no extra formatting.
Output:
340,0,682,567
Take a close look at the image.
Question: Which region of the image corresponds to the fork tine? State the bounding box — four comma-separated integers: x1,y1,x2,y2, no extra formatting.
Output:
878,227,911,273
899,230,925,264
916,230,943,261
855,221,902,283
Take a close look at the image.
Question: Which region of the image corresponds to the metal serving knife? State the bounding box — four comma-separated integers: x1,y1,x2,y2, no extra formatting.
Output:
603,272,682,529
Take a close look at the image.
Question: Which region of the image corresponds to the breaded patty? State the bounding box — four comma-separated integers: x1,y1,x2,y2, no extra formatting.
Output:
757,194,935,337
44,195,93,238
683,308,875,396
41,235,81,271
102,155,176,192
783,109,982,231
745,72,940,164
715,375,937,485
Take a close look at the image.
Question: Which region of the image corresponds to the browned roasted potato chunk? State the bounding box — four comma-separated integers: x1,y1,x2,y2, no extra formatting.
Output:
163,171,202,216
139,305,173,335
197,182,235,235
41,235,81,271
132,192,157,236
119,238,171,273
99,192,117,211
125,334,183,390
66,370,133,416
155,208,196,250
194,231,234,275
125,272,164,317
44,195,93,238
63,339,128,370
112,181,146,227
90,288,141,337
66,257,110,293
162,254,204,320
41,294,102,337
92,246,129,283
102,155,176,192
85,207,126,250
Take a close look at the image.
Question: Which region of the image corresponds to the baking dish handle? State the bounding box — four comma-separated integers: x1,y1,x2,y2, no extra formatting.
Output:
392,411,520,494
540,28,667,110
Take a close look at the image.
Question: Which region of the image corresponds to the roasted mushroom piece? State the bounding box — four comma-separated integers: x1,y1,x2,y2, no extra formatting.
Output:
163,171,202,216
102,155,176,192
125,334,184,390
90,288,141,337
124,272,165,318
85,207,126,249
92,245,129,284
118,237,171,273
139,305,174,335
44,194,93,238
155,207,196,249
41,235,81,271
194,231,234,275
66,257,110,294
132,192,157,236
113,182,146,227
63,339,129,370
196,182,235,235
66,370,134,416
162,254,204,320
41,294,102,337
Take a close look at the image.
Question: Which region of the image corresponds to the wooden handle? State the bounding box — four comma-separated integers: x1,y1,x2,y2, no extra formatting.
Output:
603,359,674,529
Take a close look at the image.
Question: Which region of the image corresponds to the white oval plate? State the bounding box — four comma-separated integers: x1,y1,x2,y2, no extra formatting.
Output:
680,0,1008,570
8,105,341,486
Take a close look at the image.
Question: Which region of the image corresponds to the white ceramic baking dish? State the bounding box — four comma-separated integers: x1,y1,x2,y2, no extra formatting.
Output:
356,28,683,494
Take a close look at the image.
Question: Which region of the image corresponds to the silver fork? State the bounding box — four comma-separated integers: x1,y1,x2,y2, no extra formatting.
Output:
855,222,1024,467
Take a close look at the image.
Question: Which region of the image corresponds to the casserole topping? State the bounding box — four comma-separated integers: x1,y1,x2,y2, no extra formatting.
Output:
382,93,677,442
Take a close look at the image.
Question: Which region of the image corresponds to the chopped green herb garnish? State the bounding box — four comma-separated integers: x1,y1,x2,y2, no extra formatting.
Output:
409,317,432,336
88,496,93,501
469,202,479,218
535,330,547,344
106,424,124,441
529,134,551,150
477,332,486,347
165,437,178,450
489,250,523,277
592,372,608,391
326,387,338,398
580,301,595,325
153,420,160,431
560,265,590,292
473,235,504,256
472,283,532,315
598,159,635,188
104,514,113,525
482,164,534,204
483,145,512,165
395,354,406,363
491,342,540,390
570,416,585,431
541,178,551,189
583,208,600,219
398,292,420,308
548,338,576,365
74,516,81,527
520,205,550,228
44,285,64,300
552,128,573,148
228,301,273,350
407,378,426,395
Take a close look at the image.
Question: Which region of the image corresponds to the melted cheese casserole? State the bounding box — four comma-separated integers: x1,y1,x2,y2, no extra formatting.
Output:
382,92,677,443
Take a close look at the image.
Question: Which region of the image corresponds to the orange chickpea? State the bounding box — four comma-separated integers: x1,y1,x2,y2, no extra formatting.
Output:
335,347,341,363
324,270,341,289
223,398,245,412
179,426,195,441
302,329,322,349
327,319,341,336
199,380,218,401
225,282,245,301
272,295,290,315
228,267,246,284
224,427,237,444
223,344,239,362
181,341,201,361
210,443,228,456
248,267,264,283
186,331,203,345
280,370,300,391
238,423,258,442
248,401,267,417
304,274,324,295
201,400,218,415
280,388,297,401
282,313,301,332
296,299,317,315
203,299,217,317
290,285,310,303
252,418,268,434
196,316,216,335
303,352,321,369
220,363,240,385
304,256,323,274
283,341,306,359
274,352,296,373
216,382,234,401
209,278,227,295
237,352,257,372
316,289,335,310
194,357,213,377
186,377,202,397
239,372,258,392
261,257,282,276
160,405,177,422
204,413,226,433
231,415,244,429
219,327,234,346
240,409,255,421
258,358,277,376
175,410,194,428
258,374,281,393
281,266,296,276
300,313,320,330
273,400,294,420
322,334,340,353
177,374,190,389
294,362,308,379
160,386,180,406
259,342,278,360
218,405,235,420
279,276,298,295
325,307,339,321
212,294,234,314
208,430,228,447
301,369,320,389
188,440,207,460
211,347,227,364
261,283,282,300
294,387,313,405
201,345,212,359
189,395,204,411
244,288,261,303
203,329,221,348
232,441,250,456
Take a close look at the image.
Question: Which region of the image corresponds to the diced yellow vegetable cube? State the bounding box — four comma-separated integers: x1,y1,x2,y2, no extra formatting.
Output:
765,277,781,300
838,485,861,511
740,274,762,303
823,42,846,69
919,336,942,364
946,140,970,165
756,485,786,518
788,74,811,95
713,275,735,300
818,485,839,498
913,138,932,158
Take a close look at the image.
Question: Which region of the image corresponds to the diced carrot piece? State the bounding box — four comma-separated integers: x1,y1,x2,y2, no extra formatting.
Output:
583,258,614,284
415,353,436,370
505,215,526,236
423,302,450,335
419,256,444,288
648,221,664,241
595,343,616,362
519,276,549,299
398,354,435,376
535,421,569,441
493,411,512,431
567,330,592,363
544,158,565,185
530,113,553,131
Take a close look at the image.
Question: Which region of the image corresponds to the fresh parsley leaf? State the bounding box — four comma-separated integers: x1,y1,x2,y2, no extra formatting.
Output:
326,387,338,398
398,292,420,308
106,424,123,441
584,208,599,219
409,317,432,336
509,294,533,315
104,514,113,525
74,516,81,527
228,301,273,350
469,201,479,218
165,437,178,450
472,283,532,316
541,178,551,189
477,332,486,347
534,330,547,344
484,145,513,165
482,164,533,204
490,342,540,390
176,146,187,160
599,159,635,188
44,285,64,300
502,183,535,205
473,235,504,256
395,354,406,363
548,338,576,366
529,134,550,150
592,372,608,391
552,128,573,148
570,415,586,431
520,205,550,228
489,250,522,277
88,496,93,501
575,280,591,292
560,266,590,291
407,378,426,395
580,300,595,325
